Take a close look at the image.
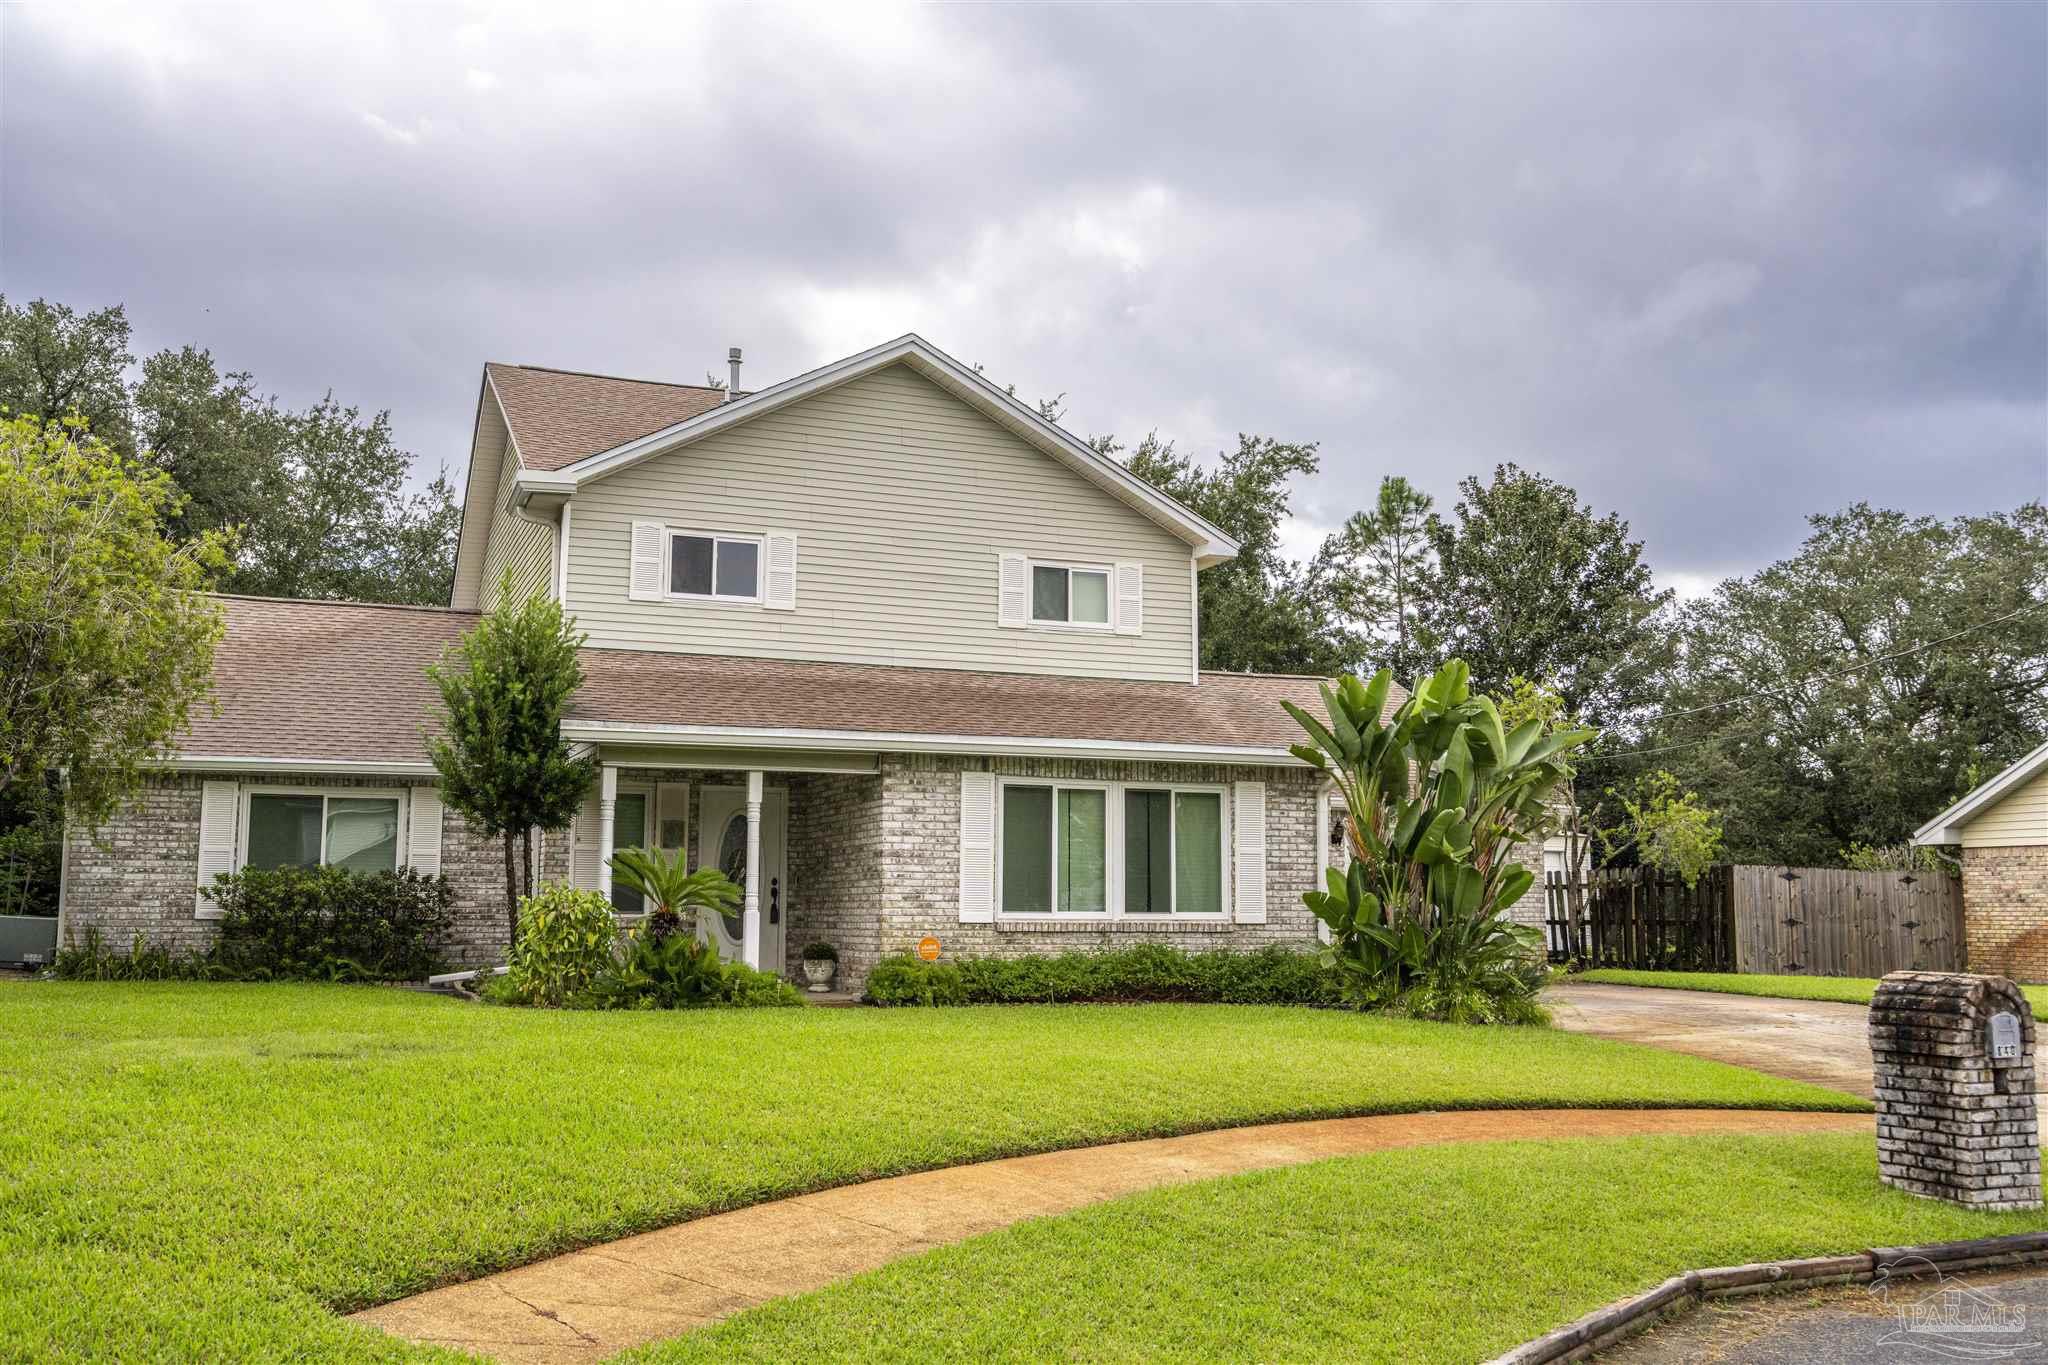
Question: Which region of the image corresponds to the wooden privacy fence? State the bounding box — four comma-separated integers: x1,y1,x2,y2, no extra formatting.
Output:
1545,866,1737,972
1730,865,1962,977
1544,865,1964,977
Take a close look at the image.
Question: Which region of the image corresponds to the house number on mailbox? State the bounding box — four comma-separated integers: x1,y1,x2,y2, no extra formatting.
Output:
1990,1011,2022,1062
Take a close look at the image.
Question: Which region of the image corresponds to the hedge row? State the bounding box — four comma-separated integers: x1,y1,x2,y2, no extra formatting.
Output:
863,944,1344,1007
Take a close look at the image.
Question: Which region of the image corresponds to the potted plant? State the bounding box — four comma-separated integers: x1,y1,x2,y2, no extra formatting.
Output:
800,941,838,992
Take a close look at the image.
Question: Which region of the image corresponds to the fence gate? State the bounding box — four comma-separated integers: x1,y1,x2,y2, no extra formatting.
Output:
1730,866,1963,976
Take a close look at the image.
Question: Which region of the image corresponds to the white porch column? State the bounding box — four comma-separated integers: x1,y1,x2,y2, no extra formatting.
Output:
597,764,618,904
741,769,764,969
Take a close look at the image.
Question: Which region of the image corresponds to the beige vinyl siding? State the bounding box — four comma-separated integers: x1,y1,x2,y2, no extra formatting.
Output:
566,364,1197,681
477,441,556,610
1962,764,2048,848
451,388,512,610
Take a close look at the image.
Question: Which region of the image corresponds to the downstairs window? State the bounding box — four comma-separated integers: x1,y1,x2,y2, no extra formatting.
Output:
245,791,402,874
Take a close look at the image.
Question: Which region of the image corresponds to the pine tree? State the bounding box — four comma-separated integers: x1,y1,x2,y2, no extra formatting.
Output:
1321,475,1437,681
426,579,596,943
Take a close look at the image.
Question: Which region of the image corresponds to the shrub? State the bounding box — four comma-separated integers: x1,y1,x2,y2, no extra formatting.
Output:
206,865,452,982
51,869,454,984
862,946,1343,1008
570,927,804,1011
864,955,966,1006
51,927,213,981
504,884,617,1006
608,849,740,933
1289,661,1591,1024
801,941,838,963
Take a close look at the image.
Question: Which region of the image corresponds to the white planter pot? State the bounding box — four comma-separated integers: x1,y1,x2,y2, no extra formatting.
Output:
802,959,837,993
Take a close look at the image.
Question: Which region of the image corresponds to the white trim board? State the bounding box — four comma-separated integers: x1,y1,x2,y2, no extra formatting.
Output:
1914,737,2048,845
561,720,1303,767
164,756,440,776
513,334,1239,566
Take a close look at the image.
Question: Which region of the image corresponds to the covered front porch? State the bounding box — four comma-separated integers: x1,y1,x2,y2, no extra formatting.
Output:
576,745,883,978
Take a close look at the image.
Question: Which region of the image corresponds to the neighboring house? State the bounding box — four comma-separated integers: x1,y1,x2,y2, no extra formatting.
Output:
1915,740,2048,982
59,334,1401,989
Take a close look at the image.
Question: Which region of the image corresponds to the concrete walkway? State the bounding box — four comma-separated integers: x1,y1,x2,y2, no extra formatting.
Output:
1547,982,2048,1101
352,1107,1867,1363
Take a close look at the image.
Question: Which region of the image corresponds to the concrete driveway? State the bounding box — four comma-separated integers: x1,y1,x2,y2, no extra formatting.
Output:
1546,981,2048,1100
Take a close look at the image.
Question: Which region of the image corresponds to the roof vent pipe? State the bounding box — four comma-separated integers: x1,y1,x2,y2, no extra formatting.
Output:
726,347,742,401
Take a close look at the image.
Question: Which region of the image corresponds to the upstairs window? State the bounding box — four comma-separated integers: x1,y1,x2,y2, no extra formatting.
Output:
1030,564,1111,626
669,531,761,602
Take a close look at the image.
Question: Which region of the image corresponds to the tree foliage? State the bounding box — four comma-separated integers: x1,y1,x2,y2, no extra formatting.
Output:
1117,431,1356,674
1598,770,1724,888
0,415,230,830
1644,502,2048,865
0,298,134,455
426,580,596,941
1426,464,1672,731
1319,475,1438,682
0,295,459,605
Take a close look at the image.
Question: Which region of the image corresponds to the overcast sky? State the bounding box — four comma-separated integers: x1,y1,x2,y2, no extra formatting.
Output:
4,2,2043,595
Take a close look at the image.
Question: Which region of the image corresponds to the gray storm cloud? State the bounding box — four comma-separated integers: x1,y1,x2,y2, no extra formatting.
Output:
2,0,2041,587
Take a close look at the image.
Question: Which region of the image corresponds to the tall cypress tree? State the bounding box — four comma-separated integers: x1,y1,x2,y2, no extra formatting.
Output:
426,578,595,943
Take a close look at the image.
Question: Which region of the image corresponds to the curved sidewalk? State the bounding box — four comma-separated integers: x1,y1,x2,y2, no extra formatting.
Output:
351,1106,1869,1363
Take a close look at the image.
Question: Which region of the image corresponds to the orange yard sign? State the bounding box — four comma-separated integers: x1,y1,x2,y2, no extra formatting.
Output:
916,936,942,962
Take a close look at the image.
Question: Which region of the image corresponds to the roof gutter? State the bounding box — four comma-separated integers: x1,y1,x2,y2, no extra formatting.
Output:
559,719,1305,767
162,755,441,777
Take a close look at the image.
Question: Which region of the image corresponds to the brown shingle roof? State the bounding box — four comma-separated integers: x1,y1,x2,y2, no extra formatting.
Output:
179,596,478,764
572,648,1338,750
178,598,1371,765
486,363,728,472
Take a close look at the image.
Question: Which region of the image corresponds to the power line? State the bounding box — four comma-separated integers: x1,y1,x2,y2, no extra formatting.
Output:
1577,599,2047,768
1645,601,2046,725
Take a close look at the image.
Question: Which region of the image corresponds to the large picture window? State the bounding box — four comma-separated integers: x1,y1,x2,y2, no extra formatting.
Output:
245,791,402,874
997,779,1225,918
668,530,761,602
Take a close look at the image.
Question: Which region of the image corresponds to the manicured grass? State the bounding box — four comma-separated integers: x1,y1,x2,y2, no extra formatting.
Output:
633,1132,2048,1364
0,985,1860,1361
1578,969,2048,1018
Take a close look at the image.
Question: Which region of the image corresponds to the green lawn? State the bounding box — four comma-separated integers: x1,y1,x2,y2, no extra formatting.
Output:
1577,969,2048,1018
0,984,1860,1361
634,1132,2048,1364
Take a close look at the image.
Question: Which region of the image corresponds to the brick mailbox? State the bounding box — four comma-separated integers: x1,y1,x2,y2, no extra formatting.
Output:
1869,970,2041,1211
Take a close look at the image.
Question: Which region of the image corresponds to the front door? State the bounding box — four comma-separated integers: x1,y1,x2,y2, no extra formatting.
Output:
698,786,788,972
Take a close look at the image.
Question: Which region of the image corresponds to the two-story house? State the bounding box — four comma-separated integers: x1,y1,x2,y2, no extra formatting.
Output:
58,335,1372,989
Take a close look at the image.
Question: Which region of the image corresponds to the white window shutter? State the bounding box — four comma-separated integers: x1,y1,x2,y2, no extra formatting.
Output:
997,554,1027,628
1232,780,1267,923
655,781,689,852
195,780,238,919
629,521,665,601
959,771,996,921
1114,562,1144,635
406,788,444,876
764,532,798,610
569,787,602,890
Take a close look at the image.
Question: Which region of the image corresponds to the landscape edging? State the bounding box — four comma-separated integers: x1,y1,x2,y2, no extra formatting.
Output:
1484,1230,2048,1364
